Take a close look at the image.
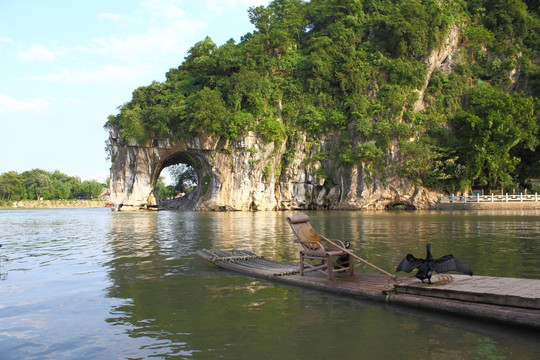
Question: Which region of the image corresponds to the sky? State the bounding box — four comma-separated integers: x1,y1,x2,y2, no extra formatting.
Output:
0,0,270,182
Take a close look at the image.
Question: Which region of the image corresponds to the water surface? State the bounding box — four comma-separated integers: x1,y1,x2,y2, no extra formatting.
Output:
0,209,539,359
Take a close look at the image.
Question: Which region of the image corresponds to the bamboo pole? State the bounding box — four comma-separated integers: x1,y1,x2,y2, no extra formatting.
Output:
323,237,395,278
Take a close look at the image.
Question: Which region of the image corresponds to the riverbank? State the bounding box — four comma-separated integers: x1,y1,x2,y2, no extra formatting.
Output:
435,202,540,210
436,193,540,210
1,200,108,209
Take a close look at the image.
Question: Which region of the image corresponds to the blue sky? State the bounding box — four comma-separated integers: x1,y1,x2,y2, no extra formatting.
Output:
0,0,269,182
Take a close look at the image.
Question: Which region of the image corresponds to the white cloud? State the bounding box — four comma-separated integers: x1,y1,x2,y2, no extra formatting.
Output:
23,64,150,85
141,0,187,21
90,19,205,64
16,44,58,62
0,93,54,115
202,0,269,14
99,12,121,21
65,97,85,106
14,0,266,87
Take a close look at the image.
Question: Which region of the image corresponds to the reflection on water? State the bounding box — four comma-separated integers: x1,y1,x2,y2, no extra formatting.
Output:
0,209,539,359
0,254,7,280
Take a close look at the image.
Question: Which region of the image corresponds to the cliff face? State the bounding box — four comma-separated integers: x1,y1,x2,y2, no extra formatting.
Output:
108,127,439,211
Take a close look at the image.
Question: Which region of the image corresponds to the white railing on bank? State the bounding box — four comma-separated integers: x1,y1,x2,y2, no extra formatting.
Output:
440,193,539,203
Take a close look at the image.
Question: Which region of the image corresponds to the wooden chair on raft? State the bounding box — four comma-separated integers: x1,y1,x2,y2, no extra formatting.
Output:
287,214,353,280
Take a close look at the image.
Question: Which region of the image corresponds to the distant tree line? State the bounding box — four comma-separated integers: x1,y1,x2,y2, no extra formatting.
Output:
106,0,540,194
0,169,108,204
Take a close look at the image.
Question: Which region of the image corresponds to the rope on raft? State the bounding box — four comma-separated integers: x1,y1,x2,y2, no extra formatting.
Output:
211,255,265,263
273,269,301,276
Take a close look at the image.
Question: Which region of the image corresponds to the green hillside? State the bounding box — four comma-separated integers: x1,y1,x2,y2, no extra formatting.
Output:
105,0,540,193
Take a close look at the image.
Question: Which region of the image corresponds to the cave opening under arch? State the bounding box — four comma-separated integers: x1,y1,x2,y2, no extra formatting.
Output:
154,152,205,210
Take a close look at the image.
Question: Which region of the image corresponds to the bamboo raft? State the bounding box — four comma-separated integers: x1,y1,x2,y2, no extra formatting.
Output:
197,249,540,330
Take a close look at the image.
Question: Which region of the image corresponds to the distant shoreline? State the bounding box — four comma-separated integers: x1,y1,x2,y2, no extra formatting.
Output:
2,199,540,211
1,200,108,209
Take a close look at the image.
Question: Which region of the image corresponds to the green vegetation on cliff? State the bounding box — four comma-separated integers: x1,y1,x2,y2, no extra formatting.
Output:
106,0,540,193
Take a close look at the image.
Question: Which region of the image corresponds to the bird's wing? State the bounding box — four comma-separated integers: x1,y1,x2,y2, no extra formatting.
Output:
396,254,424,273
432,255,473,275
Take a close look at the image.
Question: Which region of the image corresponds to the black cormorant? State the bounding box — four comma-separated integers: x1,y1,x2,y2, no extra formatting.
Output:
395,243,473,283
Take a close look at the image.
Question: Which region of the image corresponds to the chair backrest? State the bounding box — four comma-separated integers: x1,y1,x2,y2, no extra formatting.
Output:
287,214,323,251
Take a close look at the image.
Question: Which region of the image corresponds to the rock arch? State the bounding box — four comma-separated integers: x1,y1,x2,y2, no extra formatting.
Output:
108,127,284,211
155,152,204,211
107,127,439,211
108,129,217,211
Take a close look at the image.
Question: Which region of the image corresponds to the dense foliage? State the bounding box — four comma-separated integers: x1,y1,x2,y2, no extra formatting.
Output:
106,0,540,193
0,169,107,204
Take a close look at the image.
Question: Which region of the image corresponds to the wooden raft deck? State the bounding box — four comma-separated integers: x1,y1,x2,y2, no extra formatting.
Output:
395,274,540,310
197,249,540,330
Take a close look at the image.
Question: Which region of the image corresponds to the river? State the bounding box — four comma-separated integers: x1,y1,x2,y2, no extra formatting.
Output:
0,209,539,359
